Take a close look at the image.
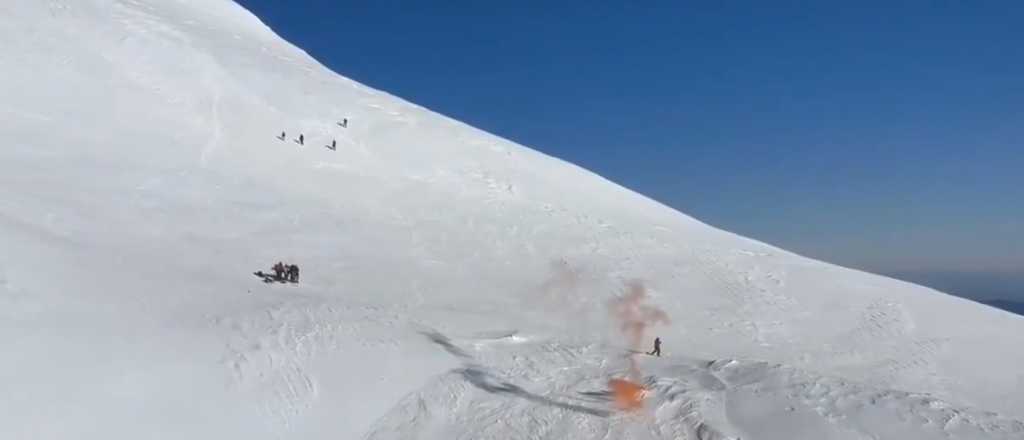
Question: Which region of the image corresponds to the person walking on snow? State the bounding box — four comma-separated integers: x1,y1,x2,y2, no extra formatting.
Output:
298,134,304,145
273,262,285,280
648,337,661,357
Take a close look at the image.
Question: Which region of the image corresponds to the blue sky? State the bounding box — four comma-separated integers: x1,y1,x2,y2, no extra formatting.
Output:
236,1,1023,299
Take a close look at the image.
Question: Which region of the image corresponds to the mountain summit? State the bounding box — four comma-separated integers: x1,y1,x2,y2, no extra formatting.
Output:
2,1,1021,439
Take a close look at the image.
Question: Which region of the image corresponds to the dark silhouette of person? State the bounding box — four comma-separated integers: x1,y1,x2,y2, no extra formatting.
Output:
298,134,304,145
273,262,285,280
648,337,661,357
340,118,348,128
330,140,336,150
288,265,300,283
279,131,286,140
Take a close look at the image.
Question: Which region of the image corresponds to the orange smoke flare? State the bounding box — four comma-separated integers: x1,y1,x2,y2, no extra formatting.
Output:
605,280,668,412
608,280,669,379
608,378,646,411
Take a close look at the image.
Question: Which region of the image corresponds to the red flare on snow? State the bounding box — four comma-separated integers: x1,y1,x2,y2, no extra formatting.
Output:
608,378,646,411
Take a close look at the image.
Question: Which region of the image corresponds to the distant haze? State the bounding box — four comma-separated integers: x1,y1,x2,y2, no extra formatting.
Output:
882,270,1024,303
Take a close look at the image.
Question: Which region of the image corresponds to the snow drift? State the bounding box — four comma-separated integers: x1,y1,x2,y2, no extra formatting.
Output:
1,1,1021,439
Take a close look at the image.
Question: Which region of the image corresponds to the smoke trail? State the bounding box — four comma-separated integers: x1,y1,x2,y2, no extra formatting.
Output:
609,280,670,375
607,280,669,409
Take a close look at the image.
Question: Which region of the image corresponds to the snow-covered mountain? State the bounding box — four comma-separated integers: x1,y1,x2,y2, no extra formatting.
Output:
2,1,1022,439
983,299,1024,316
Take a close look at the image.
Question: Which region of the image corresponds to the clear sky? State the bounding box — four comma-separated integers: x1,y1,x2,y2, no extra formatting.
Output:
235,1,1023,299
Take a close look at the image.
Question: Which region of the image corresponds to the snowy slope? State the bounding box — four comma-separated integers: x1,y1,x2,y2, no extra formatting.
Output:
1,1,1022,439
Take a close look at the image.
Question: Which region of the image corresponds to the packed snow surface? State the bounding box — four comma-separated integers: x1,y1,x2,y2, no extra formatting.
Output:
1,1,1022,439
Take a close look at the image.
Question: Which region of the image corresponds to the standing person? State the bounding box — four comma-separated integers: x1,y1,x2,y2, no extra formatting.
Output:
279,131,286,140
298,134,304,145
648,337,661,357
289,265,300,283
273,262,284,280
330,140,336,150
340,118,348,128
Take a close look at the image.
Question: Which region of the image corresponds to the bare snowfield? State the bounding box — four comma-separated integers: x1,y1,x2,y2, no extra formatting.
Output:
1,1,1022,439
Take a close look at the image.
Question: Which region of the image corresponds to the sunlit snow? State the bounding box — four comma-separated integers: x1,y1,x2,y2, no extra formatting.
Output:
1,1,1022,439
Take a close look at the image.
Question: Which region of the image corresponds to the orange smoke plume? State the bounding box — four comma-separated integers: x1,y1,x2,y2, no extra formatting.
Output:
609,280,669,377
607,280,669,411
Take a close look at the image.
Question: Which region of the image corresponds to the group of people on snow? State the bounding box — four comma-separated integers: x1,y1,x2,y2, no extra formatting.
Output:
272,261,300,283
279,118,347,150
266,121,352,286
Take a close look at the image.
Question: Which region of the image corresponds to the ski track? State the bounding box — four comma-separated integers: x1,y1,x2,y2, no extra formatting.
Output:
687,247,797,349
200,74,223,167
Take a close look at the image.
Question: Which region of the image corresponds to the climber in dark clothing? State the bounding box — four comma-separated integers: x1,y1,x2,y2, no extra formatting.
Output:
273,262,285,280
288,265,300,283
648,337,661,357
298,134,304,145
